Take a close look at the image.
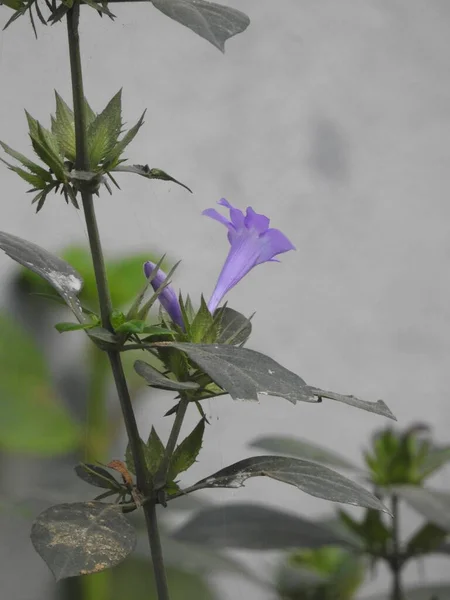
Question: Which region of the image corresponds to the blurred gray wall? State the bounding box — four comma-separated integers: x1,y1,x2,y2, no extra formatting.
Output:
1,0,450,598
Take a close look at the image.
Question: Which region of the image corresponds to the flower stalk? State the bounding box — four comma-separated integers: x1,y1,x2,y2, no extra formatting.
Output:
66,4,170,598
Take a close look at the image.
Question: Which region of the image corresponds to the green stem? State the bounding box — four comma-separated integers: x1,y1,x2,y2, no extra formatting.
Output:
66,5,170,599
390,494,403,600
145,502,169,598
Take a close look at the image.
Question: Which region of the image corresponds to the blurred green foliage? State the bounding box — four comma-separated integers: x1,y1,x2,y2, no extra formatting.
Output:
0,311,80,454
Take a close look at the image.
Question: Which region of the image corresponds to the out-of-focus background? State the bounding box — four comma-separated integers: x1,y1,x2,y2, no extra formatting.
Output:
1,0,450,598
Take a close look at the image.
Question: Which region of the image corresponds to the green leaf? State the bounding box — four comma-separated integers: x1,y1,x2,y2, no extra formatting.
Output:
250,435,359,471
391,485,450,532
150,0,250,52
55,321,98,333
190,296,215,343
406,523,449,558
114,319,147,334
169,418,205,481
115,320,170,335
1,0,25,9
134,360,199,391
125,437,147,475
110,310,126,329
145,427,166,475
82,0,115,18
52,92,76,161
186,456,390,512
339,509,390,554
74,463,122,491
103,110,146,168
173,503,358,550
88,91,123,167
84,98,96,128
29,121,65,180
25,110,39,138
112,164,192,193
0,312,80,454
0,157,46,188
125,429,165,476
47,2,70,23
420,445,450,478
0,140,52,181
279,547,365,600
31,502,136,580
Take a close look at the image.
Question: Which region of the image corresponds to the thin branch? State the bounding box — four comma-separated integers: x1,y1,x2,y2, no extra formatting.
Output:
154,394,190,490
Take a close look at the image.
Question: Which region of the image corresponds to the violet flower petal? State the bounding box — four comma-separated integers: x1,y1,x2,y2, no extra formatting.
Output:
143,261,184,328
204,199,295,313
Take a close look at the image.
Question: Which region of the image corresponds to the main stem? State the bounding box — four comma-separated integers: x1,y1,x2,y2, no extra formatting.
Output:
390,494,403,600
66,5,169,599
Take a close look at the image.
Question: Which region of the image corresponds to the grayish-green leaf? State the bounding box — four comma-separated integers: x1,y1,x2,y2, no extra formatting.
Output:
250,435,359,471
365,585,450,600
169,343,313,403
392,485,450,532
87,327,118,348
134,359,199,391
112,164,192,193
31,502,136,580
187,456,390,512
215,306,252,345
307,386,395,420
168,343,395,418
173,503,358,550
0,231,84,320
151,0,250,52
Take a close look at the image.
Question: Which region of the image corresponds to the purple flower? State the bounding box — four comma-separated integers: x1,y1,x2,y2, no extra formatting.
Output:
203,198,295,313
143,261,184,328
